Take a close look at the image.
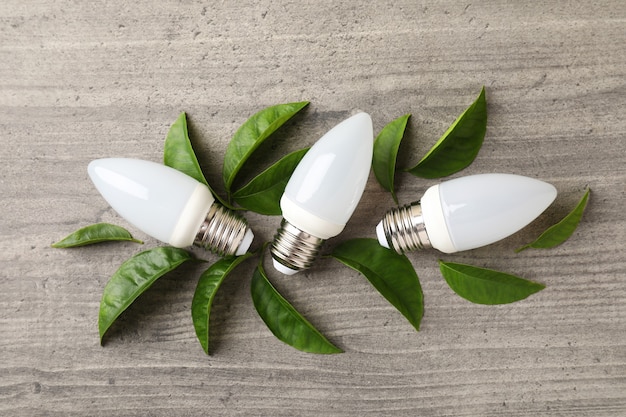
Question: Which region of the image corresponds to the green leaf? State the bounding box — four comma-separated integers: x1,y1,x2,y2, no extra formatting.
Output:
250,254,342,354
232,148,309,215
516,188,590,252
222,101,309,196
373,114,410,203
164,112,209,186
163,112,231,208
439,261,545,305
191,253,253,355
99,247,194,344
330,238,423,332
51,223,142,248
407,87,487,178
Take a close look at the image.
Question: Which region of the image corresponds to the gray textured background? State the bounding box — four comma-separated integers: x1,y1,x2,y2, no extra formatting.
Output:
2,1,625,416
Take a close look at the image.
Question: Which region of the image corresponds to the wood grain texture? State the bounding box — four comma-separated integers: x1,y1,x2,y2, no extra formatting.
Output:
1,1,625,416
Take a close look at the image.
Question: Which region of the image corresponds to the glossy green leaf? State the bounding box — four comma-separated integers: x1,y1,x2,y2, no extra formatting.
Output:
439,261,545,305
99,247,194,344
232,148,309,215
52,223,142,248
373,114,410,203
222,101,309,195
164,112,209,185
163,112,231,208
191,253,253,355
407,87,487,178
331,238,423,332
250,256,342,354
516,188,590,252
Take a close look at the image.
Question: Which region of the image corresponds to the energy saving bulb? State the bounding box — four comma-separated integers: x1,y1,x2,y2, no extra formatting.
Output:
271,112,374,275
88,158,254,256
376,173,557,254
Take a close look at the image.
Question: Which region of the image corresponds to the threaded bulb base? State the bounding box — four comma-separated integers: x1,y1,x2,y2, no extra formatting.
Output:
270,219,324,274
380,201,432,254
194,202,252,256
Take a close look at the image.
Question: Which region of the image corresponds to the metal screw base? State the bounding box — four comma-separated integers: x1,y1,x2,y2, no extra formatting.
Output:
380,201,432,254
194,202,250,256
271,219,324,273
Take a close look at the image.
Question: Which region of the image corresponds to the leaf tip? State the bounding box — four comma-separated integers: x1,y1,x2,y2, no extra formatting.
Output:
98,323,107,346
173,111,188,126
287,100,310,112
514,245,529,253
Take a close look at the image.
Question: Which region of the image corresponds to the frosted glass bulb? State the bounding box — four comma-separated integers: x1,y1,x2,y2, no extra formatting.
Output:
88,158,254,256
271,112,374,275
376,173,557,254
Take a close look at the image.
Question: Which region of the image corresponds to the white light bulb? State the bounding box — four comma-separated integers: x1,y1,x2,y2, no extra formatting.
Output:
271,112,374,275
376,173,557,254
88,158,254,256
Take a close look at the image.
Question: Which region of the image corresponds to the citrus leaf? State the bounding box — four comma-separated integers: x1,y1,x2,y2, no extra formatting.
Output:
439,261,545,305
373,114,410,203
164,112,208,186
191,253,254,355
407,87,487,178
222,101,309,196
52,223,142,248
99,247,194,344
232,148,309,215
516,188,590,252
250,253,342,354
163,112,231,208
331,238,423,332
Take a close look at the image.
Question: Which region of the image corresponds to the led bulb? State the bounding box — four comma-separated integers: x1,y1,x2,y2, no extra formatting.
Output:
376,173,557,254
271,112,374,275
88,158,254,256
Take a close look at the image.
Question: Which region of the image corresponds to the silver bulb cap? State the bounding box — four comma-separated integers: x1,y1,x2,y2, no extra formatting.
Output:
270,219,324,275
194,202,253,257
378,201,432,254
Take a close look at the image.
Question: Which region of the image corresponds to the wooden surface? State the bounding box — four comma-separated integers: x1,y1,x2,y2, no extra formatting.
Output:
1,1,625,416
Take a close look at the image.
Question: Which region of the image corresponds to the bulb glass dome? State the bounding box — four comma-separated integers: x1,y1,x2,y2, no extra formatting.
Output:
89,157,219,248
280,112,374,238
434,173,557,252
